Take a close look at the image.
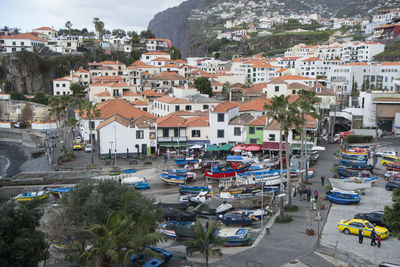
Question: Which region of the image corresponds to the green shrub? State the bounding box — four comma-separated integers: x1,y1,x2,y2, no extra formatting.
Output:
284,204,299,212
275,215,293,224
345,135,373,143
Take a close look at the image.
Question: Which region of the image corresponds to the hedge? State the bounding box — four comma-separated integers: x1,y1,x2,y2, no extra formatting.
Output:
345,135,373,143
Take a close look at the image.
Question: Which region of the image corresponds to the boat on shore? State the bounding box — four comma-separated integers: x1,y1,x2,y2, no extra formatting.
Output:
178,185,210,195
218,228,252,247
48,187,74,198
329,178,372,191
160,173,186,184
231,209,267,220
217,213,252,226
123,168,137,174
205,162,251,179
14,191,50,202
326,191,360,204
174,157,199,165
135,181,150,190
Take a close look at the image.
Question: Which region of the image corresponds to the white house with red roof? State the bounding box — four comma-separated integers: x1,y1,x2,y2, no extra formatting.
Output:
141,52,171,65
88,60,126,79
53,74,82,95
89,82,140,103
153,96,193,117
186,116,210,147
33,27,57,38
1,33,47,53
146,38,172,52
209,101,240,145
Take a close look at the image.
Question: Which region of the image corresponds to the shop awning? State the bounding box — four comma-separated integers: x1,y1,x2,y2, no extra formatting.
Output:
206,145,219,151
261,142,286,151
244,144,261,151
159,142,187,147
231,144,246,152
218,144,234,151
290,143,314,150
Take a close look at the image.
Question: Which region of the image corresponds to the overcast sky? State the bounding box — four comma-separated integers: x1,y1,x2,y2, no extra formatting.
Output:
1,0,185,33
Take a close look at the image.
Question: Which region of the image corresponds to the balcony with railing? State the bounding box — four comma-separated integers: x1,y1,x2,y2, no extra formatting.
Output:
157,136,187,142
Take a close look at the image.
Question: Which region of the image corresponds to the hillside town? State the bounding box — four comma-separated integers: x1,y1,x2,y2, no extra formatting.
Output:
1,1,400,267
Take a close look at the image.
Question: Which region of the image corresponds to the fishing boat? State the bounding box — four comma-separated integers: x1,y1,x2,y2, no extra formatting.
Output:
159,221,195,239
48,187,74,198
216,203,233,214
340,159,367,165
163,169,188,175
161,206,196,221
342,150,368,156
174,157,199,165
338,163,373,172
130,247,173,267
160,173,186,184
237,173,287,187
231,209,267,220
122,177,146,185
135,181,150,190
342,153,368,161
329,178,372,191
205,162,251,179
326,191,361,204
178,185,210,195
218,228,252,247
163,170,196,181
123,168,137,174
343,176,378,183
107,170,121,176
217,213,252,226
13,191,50,202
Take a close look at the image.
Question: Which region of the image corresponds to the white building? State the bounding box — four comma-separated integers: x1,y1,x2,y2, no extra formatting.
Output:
209,101,239,145
1,33,47,53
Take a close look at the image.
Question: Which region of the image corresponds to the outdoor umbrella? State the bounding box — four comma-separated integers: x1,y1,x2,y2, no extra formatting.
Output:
218,144,234,151
206,145,219,151
231,144,245,152
245,145,261,151
189,144,203,149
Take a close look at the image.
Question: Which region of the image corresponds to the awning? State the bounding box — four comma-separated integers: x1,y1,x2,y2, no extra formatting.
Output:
244,144,261,151
189,144,202,149
159,142,187,147
188,140,210,146
206,145,219,151
231,144,246,152
261,142,286,151
218,144,234,151
290,143,314,150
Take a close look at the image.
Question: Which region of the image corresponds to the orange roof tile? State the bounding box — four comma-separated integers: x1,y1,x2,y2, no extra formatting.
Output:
151,57,171,62
240,99,271,112
151,72,185,80
174,59,187,64
96,114,130,130
276,68,289,73
279,75,315,81
123,91,140,97
95,91,111,97
156,114,186,127
141,89,162,97
144,51,170,56
131,100,148,106
34,27,55,31
248,115,267,126
249,83,268,91
311,83,335,96
75,68,89,73
162,63,179,68
185,116,209,127
54,77,71,82
381,62,400,66
154,96,191,104
2,32,46,42
302,58,321,62
212,101,239,112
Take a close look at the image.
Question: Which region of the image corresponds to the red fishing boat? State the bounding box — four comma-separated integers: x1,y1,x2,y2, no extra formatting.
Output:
205,162,251,179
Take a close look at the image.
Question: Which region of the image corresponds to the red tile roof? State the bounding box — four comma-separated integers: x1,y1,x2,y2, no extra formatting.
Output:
239,99,271,112
249,83,268,91
185,116,209,127
156,114,186,127
212,101,239,112
34,27,55,31
144,52,170,56
141,89,162,97
1,33,46,42
248,115,267,126
131,100,148,106
154,96,191,104
279,75,315,81
75,68,89,73
95,91,111,97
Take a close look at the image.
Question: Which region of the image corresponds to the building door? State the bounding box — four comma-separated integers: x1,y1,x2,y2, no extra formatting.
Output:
142,144,147,155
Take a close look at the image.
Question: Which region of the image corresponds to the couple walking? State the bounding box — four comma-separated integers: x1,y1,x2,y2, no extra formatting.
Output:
358,228,381,247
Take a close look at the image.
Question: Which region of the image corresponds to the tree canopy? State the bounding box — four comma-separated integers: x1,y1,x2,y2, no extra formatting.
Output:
194,77,213,96
0,201,49,267
383,189,400,239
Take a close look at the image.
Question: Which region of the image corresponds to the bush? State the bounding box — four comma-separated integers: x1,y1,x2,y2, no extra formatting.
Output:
345,135,373,143
284,204,299,212
275,215,293,224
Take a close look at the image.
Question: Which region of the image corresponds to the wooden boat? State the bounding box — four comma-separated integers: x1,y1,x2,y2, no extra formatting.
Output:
159,221,195,239
163,170,196,181
217,213,252,226
231,209,267,220
340,159,367,165
174,157,199,165
107,170,121,176
161,206,196,222
329,178,372,191
123,168,137,174
48,187,74,198
342,153,368,161
326,191,360,204
216,192,273,209
205,162,251,179
178,185,210,195
135,181,150,190
122,177,146,185
160,173,186,184
130,247,173,267
342,150,368,155
343,176,377,183
218,228,252,247
338,163,373,172
14,191,50,202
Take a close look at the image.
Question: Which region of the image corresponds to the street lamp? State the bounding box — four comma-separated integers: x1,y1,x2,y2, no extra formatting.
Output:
177,122,180,154
109,141,114,162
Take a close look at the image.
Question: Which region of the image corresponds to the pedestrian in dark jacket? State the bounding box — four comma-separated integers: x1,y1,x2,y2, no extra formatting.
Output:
321,176,325,186
358,229,364,244
314,190,319,201
306,188,312,202
371,229,377,246
299,187,303,201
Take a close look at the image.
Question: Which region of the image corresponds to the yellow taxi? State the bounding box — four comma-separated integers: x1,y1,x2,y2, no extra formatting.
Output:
72,142,85,150
382,156,400,166
337,219,389,239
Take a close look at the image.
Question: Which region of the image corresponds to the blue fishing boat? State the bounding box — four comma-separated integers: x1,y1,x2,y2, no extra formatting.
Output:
123,168,137,174
48,187,74,198
340,159,367,165
160,173,186,184
231,209,267,220
135,181,150,190
326,191,361,204
178,185,210,195
342,153,368,161
174,158,199,165
130,247,173,267
217,213,252,226
163,169,189,177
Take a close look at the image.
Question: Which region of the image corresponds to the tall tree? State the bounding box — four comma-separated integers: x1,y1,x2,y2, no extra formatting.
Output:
168,46,181,60
127,31,139,43
93,17,105,40
0,201,49,266
65,21,73,35
194,77,212,96
383,189,400,240
111,29,126,38
183,220,224,267
32,90,48,105
296,89,319,183
70,82,87,97
84,101,100,163
140,30,155,39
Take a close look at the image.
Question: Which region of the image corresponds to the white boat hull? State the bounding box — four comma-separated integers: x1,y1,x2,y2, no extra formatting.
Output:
329,178,371,191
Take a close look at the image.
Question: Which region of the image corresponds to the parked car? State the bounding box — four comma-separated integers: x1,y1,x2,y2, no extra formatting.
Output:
84,144,92,153
74,136,82,142
385,181,400,191
382,156,400,166
72,142,84,150
14,122,26,128
388,176,400,182
337,219,389,239
386,162,400,172
354,211,385,227
376,151,397,157
384,171,400,181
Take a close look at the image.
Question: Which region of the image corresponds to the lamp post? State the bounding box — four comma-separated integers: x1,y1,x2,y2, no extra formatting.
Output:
260,174,264,231
109,141,114,163
177,123,180,154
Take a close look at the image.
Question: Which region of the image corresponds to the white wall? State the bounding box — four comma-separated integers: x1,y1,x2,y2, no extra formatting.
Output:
227,124,246,144
209,106,239,144
31,122,57,130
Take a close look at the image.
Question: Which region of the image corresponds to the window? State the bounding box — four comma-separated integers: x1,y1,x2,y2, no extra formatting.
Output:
250,138,257,144
62,83,66,87
12,42,16,45
185,105,192,111
217,113,224,122
234,127,241,136
175,105,180,112
217,129,224,138
203,105,209,109
90,121,95,130
256,127,263,131
136,130,144,139
56,84,60,87
192,130,200,137
269,134,275,141
174,128,180,137
21,42,24,46
162,128,169,137
292,90,296,94
249,127,255,134
275,86,279,92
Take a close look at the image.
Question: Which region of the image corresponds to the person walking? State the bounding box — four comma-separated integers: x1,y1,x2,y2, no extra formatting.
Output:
358,228,364,244
377,235,381,248
321,176,325,186
306,188,312,202
371,228,377,246
299,187,303,201
314,189,319,201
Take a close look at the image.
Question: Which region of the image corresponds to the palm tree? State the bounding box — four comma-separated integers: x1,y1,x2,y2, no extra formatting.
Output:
48,96,64,136
183,220,224,267
93,17,104,40
83,101,100,163
265,95,289,218
296,90,319,183
60,95,72,151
